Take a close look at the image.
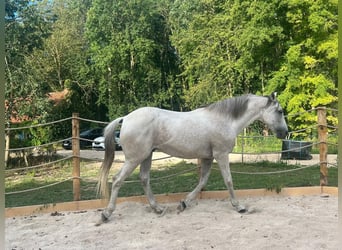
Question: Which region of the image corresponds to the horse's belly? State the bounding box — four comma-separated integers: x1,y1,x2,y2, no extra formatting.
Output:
156,143,212,159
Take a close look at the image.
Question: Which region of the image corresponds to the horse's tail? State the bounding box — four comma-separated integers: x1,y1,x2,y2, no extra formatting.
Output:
97,117,123,198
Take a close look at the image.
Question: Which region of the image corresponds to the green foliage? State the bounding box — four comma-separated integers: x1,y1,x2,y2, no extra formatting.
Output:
233,135,282,154
86,0,182,118
4,0,338,137
5,0,54,123
8,118,56,158
169,0,288,108
27,0,87,90
29,120,52,147
266,0,337,138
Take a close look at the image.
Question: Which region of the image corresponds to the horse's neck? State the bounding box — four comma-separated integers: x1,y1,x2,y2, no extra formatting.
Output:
232,96,266,134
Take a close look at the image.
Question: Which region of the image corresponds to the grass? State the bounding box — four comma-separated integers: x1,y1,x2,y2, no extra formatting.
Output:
233,135,339,154
5,159,338,208
233,136,282,153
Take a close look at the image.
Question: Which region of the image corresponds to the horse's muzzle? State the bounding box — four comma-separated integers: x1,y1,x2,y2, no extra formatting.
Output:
276,129,288,139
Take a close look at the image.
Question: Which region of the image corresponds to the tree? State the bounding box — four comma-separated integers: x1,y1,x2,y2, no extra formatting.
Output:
26,0,88,89
266,0,338,138
169,0,288,109
21,0,112,137
5,0,54,164
5,0,53,124
5,0,99,164
5,0,337,143
86,0,182,118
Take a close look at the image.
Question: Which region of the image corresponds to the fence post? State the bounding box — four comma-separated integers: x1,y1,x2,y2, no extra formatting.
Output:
317,107,328,193
72,113,81,201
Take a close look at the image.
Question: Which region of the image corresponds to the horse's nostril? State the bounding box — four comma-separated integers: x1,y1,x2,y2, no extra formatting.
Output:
277,130,288,139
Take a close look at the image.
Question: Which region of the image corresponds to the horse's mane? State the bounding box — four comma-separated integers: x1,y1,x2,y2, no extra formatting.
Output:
205,94,252,119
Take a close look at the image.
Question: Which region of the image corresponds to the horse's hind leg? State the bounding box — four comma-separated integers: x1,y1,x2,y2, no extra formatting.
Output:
140,154,165,214
178,158,213,211
97,161,139,225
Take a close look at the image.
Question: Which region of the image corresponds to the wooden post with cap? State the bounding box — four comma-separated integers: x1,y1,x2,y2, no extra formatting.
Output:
317,107,328,195
72,113,81,201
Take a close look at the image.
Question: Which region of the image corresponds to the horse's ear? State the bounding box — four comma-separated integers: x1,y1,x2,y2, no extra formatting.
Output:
270,92,277,101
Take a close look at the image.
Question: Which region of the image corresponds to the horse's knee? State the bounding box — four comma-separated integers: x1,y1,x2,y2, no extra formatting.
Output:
112,175,124,188
112,174,118,182
140,176,149,187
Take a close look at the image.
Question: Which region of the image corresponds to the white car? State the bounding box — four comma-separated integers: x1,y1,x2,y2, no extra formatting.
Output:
92,131,121,150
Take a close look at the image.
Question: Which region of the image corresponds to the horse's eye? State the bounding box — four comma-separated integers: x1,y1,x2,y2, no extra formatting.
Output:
278,109,283,114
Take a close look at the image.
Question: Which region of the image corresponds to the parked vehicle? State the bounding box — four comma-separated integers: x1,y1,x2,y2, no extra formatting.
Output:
62,128,104,150
92,131,121,150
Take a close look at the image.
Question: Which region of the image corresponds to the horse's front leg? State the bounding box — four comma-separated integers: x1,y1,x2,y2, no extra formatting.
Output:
215,153,247,213
178,158,213,212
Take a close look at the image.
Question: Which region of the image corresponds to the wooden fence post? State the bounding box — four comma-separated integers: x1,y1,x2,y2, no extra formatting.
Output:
72,113,81,201
317,107,328,193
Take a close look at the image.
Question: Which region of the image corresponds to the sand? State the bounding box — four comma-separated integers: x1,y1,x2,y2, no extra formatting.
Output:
6,194,338,250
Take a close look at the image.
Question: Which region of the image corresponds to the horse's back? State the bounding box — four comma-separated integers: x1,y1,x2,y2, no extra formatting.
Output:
119,107,175,149
123,107,198,125
119,107,218,158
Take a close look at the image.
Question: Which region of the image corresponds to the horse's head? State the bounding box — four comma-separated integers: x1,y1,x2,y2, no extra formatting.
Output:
261,92,288,139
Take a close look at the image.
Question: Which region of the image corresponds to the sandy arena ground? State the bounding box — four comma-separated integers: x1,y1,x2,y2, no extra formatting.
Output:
6,194,338,250
6,151,339,249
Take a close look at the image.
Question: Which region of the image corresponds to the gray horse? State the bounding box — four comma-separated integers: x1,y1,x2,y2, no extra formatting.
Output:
96,92,288,225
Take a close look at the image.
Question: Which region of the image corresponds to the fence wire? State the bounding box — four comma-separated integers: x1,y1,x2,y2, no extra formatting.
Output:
5,155,73,173
5,178,73,195
4,108,338,198
5,117,71,131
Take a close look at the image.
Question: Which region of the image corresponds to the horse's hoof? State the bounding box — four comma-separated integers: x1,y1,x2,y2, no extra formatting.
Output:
95,220,103,226
95,211,109,226
102,212,110,221
177,201,187,212
238,208,247,213
157,206,168,217
237,205,247,213
153,206,166,214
